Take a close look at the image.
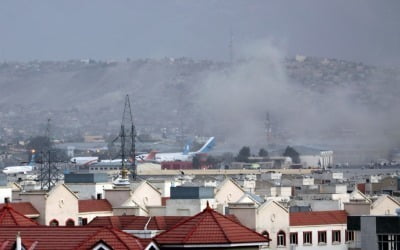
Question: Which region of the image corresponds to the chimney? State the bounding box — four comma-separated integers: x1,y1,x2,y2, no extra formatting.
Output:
16,232,21,250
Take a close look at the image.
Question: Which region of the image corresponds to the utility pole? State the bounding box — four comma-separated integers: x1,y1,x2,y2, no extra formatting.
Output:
38,118,61,191
116,95,136,180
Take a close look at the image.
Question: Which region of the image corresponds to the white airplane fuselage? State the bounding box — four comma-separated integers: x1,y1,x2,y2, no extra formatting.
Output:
70,157,99,165
137,137,215,163
3,165,33,175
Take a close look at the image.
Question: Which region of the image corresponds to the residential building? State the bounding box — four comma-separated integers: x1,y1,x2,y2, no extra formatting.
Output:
105,180,162,216
289,210,348,249
228,200,290,249
18,184,79,226
78,199,113,225
166,186,215,216
214,178,245,214
64,173,113,200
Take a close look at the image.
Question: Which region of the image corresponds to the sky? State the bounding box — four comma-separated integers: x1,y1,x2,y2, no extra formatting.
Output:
0,0,400,65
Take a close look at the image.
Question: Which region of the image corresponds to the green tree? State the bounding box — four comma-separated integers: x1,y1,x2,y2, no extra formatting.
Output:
258,148,269,157
236,146,251,162
283,146,300,164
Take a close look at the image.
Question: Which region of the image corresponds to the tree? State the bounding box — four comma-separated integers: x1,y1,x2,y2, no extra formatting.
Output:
258,148,269,157
236,146,251,162
283,146,300,164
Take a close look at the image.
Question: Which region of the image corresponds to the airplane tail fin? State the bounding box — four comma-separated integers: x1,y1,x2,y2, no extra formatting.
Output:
28,152,36,166
196,137,215,154
182,143,191,155
145,150,158,161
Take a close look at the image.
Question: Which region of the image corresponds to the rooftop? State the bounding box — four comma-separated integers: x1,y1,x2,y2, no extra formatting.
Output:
78,199,113,213
0,204,39,226
0,226,144,250
0,202,39,217
154,203,269,246
290,210,347,226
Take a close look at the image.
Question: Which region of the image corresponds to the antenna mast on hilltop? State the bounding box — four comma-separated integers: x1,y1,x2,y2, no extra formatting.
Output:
116,95,137,179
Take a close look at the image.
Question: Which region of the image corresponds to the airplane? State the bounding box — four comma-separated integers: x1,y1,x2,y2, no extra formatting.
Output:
3,150,36,175
70,156,99,166
136,137,215,163
99,150,158,164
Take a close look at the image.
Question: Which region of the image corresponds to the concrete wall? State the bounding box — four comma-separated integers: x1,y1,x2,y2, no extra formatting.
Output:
148,179,171,197
147,206,166,216
370,196,400,215
166,199,215,216
344,203,370,216
131,181,161,208
320,184,347,194
78,211,113,224
360,217,377,250
227,203,257,230
0,187,12,203
257,201,290,250
267,186,292,198
66,183,112,200
113,207,140,216
104,188,131,207
19,192,47,225
215,179,245,209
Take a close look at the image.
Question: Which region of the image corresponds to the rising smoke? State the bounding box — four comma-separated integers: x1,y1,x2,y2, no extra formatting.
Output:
196,40,400,162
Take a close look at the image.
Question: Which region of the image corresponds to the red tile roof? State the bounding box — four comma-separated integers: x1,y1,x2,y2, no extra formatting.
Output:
0,202,39,217
88,214,240,231
87,215,190,231
0,226,144,250
290,210,348,226
154,203,270,247
78,199,112,213
0,204,39,226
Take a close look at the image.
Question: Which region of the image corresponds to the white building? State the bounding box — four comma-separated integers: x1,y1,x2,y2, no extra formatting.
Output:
289,210,349,250
64,173,112,200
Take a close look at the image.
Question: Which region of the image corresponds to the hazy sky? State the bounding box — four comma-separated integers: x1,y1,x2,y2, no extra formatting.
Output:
1,0,399,65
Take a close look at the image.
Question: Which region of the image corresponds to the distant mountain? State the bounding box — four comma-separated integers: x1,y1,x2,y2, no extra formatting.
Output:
0,56,399,163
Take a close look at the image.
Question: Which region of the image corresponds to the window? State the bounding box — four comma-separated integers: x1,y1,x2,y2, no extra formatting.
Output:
49,219,59,226
346,230,355,242
277,231,286,246
66,219,75,226
378,234,400,250
290,232,298,245
332,230,341,243
82,218,88,225
261,231,270,247
303,231,312,245
318,231,327,244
